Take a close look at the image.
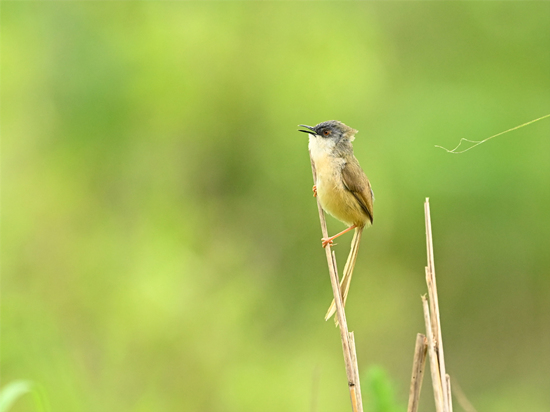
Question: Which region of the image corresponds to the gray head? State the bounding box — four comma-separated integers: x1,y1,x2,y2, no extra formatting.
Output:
298,120,358,142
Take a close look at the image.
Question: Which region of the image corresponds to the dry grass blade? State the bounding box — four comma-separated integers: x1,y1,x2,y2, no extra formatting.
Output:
349,332,363,409
435,113,550,154
424,198,451,412
309,151,363,412
407,333,428,412
409,199,460,412
422,295,445,412
445,375,453,412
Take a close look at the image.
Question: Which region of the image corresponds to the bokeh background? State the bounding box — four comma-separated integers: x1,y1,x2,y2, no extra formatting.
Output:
2,2,550,411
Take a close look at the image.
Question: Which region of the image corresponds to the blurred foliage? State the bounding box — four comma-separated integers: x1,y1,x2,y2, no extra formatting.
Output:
364,366,402,412
2,2,550,412
0,381,32,412
0,381,49,412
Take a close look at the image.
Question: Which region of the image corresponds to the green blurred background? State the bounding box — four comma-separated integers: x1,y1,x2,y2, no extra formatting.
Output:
2,2,549,411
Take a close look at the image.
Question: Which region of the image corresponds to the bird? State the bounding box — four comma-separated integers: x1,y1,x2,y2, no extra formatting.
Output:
299,120,374,321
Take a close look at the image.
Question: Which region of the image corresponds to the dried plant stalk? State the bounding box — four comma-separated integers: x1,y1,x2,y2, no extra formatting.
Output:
424,198,452,412
407,333,428,412
422,295,445,412
408,199,460,412
349,332,363,409
425,199,449,409
445,374,453,412
309,152,363,412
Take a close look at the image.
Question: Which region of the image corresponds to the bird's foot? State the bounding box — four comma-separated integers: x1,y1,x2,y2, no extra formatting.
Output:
321,237,335,248
312,185,317,197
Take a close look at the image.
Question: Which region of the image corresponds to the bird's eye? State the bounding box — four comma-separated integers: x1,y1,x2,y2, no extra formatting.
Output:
323,130,331,136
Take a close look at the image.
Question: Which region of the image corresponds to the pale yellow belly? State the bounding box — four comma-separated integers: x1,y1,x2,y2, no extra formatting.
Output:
315,158,368,228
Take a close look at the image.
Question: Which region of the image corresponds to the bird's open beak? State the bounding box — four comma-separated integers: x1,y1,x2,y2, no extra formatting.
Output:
298,125,317,135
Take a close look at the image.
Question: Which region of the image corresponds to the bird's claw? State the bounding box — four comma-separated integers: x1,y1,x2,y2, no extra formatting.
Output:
312,185,317,197
321,238,335,248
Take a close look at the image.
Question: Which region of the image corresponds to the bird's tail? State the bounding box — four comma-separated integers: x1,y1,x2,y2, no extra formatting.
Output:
324,226,363,324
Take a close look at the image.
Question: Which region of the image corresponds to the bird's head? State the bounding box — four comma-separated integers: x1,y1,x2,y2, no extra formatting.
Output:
298,120,358,143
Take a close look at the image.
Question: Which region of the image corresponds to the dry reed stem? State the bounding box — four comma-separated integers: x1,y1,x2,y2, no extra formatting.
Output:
349,332,363,408
422,295,445,412
424,198,452,412
309,152,363,412
407,333,428,412
408,199,456,412
445,374,453,412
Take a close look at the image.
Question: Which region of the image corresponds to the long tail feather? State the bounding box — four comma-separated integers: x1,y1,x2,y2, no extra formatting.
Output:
324,227,363,322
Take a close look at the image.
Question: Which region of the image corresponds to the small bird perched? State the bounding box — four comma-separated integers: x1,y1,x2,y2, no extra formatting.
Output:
299,120,374,321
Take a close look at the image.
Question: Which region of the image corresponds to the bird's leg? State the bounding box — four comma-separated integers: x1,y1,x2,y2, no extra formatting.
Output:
321,224,357,248
312,185,317,197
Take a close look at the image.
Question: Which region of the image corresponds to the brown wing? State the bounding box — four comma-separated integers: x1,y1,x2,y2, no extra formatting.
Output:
341,158,374,223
